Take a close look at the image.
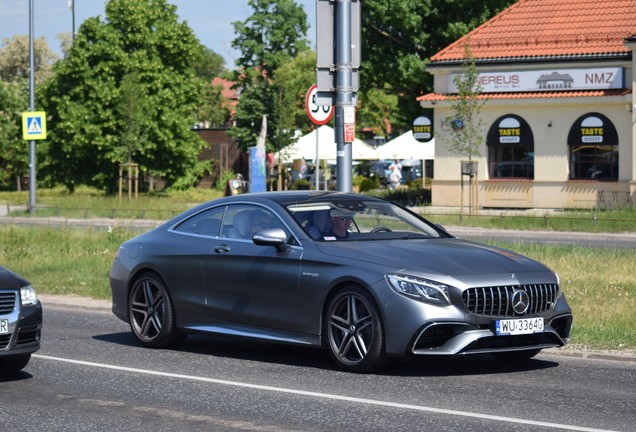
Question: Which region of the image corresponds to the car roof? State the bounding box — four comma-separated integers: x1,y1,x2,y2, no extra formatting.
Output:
160,191,388,229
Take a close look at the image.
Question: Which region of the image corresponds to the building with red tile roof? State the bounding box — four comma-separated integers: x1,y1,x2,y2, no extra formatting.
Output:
419,0,636,209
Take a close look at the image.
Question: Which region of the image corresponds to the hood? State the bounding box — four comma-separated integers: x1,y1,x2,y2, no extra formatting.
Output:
314,238,550,276
0,265,29,289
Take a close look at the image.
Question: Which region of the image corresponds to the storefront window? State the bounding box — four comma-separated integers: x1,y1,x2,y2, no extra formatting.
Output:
487,114,534,179
568,113,618,180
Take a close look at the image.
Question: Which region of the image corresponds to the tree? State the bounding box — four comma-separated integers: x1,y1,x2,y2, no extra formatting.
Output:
39,0,206,192
356,86,399,139
0,80,29,190
0,35,58,83
196,81,232,128
229,0,310,153
271,50,315,132
441,43,486,161
360,0,516,131
440,43,486,214
192,47,226,81
0,36,58,190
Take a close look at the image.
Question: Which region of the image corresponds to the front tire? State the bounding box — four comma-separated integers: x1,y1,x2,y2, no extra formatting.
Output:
326,287,390,373
128,272,184,348
0,354,31,374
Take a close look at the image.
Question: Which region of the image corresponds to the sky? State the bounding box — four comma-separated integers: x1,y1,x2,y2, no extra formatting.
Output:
0,0,317,68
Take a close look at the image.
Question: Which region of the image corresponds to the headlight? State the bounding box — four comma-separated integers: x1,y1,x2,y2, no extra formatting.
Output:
386,274,451,306
20,285,39,306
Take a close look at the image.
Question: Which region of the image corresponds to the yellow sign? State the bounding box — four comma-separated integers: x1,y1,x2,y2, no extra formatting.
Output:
22,111,47,140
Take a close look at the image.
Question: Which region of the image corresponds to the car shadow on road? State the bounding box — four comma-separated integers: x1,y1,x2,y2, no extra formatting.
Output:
0,370,34,382
93,332,560,376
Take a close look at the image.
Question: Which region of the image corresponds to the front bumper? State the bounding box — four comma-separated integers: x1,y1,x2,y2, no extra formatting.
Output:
0,291,42,356
409,313,573,355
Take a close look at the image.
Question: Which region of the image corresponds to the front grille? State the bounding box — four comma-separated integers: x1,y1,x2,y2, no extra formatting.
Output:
0,334,11,349
462,284,558,316
0,292,16,314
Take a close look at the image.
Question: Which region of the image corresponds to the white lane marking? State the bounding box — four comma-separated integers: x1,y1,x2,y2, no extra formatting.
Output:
34,354,620,432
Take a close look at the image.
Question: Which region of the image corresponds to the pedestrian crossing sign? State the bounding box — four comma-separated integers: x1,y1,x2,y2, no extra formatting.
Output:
22,111,47,140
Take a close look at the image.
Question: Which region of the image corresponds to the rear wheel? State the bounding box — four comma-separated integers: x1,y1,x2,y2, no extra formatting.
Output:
128,272,184,348
326,287,390,373
0,354,31,373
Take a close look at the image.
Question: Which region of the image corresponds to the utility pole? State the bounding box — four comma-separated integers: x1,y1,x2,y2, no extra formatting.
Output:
68,0,76,40
316,0,360,192
28,0,36,213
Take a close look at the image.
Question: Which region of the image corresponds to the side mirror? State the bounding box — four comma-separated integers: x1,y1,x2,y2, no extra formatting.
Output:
252,228,288,252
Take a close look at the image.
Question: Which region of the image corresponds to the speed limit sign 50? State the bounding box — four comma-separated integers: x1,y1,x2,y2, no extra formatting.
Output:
305,84,333,125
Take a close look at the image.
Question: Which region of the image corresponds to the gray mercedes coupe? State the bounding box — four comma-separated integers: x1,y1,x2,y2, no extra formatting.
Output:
110,191,573,373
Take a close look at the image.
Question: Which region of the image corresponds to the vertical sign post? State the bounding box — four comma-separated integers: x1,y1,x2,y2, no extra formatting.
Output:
306,84,334,190
316,0,360,192
28,0,37,214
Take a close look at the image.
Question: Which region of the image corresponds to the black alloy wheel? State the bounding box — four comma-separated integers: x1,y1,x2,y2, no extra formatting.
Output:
128,272,183,348
326,286,389,373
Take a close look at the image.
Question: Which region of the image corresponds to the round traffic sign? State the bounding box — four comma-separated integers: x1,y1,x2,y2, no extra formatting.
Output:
305,84,333,125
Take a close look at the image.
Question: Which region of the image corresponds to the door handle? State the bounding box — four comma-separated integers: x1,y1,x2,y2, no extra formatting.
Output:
214,245,231,254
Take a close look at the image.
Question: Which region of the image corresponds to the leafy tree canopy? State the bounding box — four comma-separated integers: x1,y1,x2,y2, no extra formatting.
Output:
229,0,310,152
0,36,58,190
0,35,58,83
40,0,208,192
360,0,516,133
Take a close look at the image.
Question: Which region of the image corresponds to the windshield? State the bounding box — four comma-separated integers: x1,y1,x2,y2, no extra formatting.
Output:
286,197,445,241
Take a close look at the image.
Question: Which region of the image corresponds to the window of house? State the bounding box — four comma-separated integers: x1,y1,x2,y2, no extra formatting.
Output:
568,113,618,180
487,114,534,179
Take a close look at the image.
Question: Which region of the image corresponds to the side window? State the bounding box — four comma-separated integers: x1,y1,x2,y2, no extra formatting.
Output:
221,205,290,240
173,206,225,237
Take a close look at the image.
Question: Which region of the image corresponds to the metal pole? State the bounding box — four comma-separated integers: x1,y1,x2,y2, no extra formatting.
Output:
334,0,353,192
68,0,76,40
315,126,320,190
28,0,36,214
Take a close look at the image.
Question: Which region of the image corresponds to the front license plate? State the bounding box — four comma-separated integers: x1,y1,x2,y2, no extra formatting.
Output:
495,317,543,335
0,319,8,334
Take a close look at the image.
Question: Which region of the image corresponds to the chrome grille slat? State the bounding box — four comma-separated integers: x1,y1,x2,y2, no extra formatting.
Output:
462,284,559,317
0,292,16,314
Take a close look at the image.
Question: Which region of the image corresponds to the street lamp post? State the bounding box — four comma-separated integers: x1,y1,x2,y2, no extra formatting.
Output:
68,0,75,40
28,0,36,213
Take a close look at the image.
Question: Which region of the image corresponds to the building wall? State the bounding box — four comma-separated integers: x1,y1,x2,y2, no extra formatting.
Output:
426,55,636,209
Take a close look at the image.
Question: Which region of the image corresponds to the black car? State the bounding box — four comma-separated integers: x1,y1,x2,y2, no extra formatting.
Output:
110,191,572,373
0,266,42,373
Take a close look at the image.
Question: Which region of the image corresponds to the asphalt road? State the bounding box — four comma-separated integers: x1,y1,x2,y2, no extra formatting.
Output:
1,301,634,432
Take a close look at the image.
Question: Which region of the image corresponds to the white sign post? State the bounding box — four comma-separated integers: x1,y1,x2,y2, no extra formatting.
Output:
306,84,334,190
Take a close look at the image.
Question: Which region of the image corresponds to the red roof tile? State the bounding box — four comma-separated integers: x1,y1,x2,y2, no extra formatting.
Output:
431,0,636,62
417,88,631,102
212,77,239,101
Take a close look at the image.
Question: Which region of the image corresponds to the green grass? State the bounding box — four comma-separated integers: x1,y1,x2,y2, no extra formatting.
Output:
0,186,223,219
425,210,636,233
0,225,143,299
487,241,636,350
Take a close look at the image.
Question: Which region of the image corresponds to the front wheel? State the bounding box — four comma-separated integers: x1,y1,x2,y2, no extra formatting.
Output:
128,272,184,348
0,354,31,374
326,287,390,373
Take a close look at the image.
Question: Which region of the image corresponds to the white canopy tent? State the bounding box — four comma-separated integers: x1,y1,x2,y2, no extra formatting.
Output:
276,125,378,162
376,130,435,161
